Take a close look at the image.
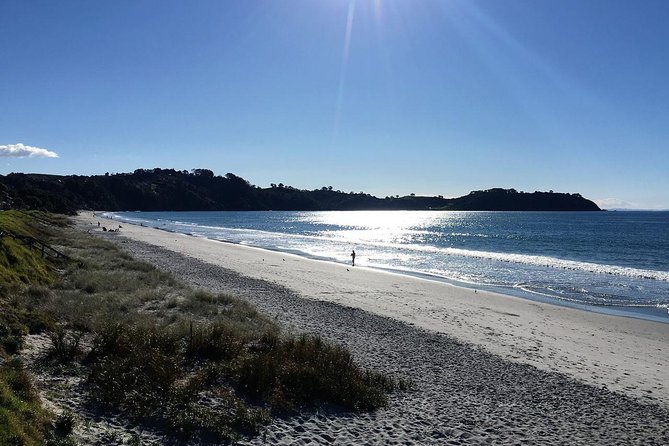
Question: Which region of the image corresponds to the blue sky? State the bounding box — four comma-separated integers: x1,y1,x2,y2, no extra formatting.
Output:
1,0,668,209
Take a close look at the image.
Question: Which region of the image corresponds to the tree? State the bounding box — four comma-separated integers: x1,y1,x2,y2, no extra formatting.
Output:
192,169,214,178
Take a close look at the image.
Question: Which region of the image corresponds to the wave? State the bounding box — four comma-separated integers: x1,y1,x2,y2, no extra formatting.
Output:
109,212,669,283
437,247,669,282
512,283,664,307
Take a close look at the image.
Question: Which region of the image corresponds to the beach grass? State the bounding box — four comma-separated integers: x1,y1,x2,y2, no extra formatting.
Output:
0,211,404,443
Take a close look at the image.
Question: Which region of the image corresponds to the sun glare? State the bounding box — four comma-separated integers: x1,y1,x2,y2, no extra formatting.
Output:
333,0,357,142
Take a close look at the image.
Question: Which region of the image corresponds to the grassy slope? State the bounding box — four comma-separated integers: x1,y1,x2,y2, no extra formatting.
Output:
0,211,59,445
0,212,55,288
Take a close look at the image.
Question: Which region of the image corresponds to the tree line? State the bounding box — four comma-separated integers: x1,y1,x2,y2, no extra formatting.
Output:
0,169,601,214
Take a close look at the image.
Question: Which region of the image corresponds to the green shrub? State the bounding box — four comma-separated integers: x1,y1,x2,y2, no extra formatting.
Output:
88,323,184,418
0,312,27,355
48,327,83,363
53,410,76,436
231,334,393,412
86,321,271,441
185,321,248,361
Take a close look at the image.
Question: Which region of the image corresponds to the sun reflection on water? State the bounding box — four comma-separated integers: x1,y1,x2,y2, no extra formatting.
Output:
296,210,466,246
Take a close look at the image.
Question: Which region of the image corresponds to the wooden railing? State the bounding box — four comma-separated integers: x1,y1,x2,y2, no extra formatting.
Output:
0,228,68,259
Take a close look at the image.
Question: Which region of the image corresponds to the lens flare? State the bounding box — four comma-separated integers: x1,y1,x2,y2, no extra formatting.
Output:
333,0,357,142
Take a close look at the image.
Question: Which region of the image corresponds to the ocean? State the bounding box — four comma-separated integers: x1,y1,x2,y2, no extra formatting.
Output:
107,210,669,322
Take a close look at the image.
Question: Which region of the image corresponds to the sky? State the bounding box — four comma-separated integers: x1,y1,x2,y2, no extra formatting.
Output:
1,0,668,209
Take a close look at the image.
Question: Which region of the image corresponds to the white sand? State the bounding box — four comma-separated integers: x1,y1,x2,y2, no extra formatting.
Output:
83,212,669,407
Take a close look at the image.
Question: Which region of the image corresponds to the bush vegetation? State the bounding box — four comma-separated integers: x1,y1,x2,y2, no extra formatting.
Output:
1,169,601,214
0,210,406,443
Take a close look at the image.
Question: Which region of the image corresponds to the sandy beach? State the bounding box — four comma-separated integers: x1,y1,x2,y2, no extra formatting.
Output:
74,212,669,444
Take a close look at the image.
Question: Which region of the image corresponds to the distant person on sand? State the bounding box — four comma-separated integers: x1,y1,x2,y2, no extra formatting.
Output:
351,249,356,266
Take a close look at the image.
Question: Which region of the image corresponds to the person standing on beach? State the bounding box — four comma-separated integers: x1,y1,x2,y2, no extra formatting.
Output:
351,249,356,266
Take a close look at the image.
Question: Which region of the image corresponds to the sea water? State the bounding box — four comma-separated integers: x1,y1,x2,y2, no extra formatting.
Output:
107,210,669,322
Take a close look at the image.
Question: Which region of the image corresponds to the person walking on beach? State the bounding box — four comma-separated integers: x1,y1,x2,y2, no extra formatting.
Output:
351,249,356,266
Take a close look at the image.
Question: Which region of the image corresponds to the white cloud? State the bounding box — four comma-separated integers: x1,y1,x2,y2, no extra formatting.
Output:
0,143,59,158
594,197,667,210
595,198,634,209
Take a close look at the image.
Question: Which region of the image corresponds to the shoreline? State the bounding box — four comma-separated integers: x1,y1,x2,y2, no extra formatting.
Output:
102,210,669,325
81,211,669,407
220,239,669,324
197,232,669,324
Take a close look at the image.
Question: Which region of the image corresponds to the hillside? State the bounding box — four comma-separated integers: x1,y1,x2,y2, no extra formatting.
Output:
0,169,601,214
